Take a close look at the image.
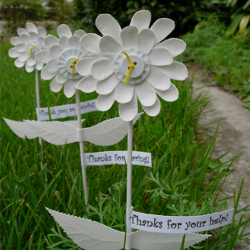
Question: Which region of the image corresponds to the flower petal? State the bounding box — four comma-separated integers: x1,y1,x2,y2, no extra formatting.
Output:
45,35,59,49
115,82,134,103
135,81,156,107
155,83,179,102
10,37,21,45
99,36,122,60
96,91,115,111
76,57,99,76
146,66,171,91
64,80,76,98
57,24,72,38
78,75,98,93
39,37,45,45
50,45,62,58
96,14,122,43
121,26,138,49
15,43,25,52
130,10,151,33
96,73,120,95
150,18,175,44
29,31,39,41
142,97,161,117
25,63,34,73
92,58,114,81
17,28,28,36
14,59,25,68
154,38,186,57
74,29,86,38
18,52,29,62
41,66,57,80
119,92,138,121
47,59,58,73
157,61,188,81
27,57,36,67
68,35,81,49
36,62,44,71
148,48,173,66
37,27,47,38
50,77,64,92
20,34,31,43
80,33,104,56
59,36,69,50
8,48,20,58
138,29,155,55
36,50,53,63
26,23,37,33
56,73,67,84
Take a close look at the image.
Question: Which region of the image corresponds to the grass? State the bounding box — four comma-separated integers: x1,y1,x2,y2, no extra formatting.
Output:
0,42,250,249
178,17,250,111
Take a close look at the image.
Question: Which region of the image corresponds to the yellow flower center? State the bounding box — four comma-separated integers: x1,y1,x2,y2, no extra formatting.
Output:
122,51,137,85
29,45,36,58
71,58,79,75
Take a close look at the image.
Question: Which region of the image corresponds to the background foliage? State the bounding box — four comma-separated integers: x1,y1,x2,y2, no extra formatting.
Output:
0,0,46,35
212,0,250,35
178,17,250,110
72,0,222,36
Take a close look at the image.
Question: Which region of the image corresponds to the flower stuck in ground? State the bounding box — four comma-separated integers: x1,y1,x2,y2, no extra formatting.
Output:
36,24,88,98
78,10,188,121
8,23,47,72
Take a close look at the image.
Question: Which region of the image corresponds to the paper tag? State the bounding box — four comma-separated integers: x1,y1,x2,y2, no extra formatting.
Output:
36,100,97,121
126,206,133,235
130,209,234,233
84,151,152,168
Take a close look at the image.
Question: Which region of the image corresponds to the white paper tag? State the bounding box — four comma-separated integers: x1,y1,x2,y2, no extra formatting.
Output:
130,209,234,233
84,151,151,168
126,206,133,235
36,99,97,121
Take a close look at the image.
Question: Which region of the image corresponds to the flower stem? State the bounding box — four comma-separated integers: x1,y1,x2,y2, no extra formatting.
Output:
35,69,43,169
125,120,133,250
75,89,89,213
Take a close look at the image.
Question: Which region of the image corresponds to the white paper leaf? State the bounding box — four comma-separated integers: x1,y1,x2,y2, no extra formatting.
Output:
64,119,85,127
46,208,125,250
3,118,37,139
82,113,142,146
131,231,211,250
7,113,143,146
26,120,78,145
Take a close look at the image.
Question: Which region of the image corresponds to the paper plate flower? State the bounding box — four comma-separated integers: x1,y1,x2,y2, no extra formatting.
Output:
8,23,47,72
78,10,188,121
36,24,88,98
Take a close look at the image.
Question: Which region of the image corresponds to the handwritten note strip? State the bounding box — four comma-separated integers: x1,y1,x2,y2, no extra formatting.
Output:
128,209,234,233
84,151,152,168
36,100,97,121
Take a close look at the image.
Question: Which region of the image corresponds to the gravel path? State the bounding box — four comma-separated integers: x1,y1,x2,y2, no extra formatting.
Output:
188,64,250,242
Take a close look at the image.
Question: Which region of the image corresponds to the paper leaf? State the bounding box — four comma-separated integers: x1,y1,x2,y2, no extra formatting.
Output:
46,208,125,250
82,112,142,146
8,113,143,146
26,120,78,145
64,119,85,127
131,231,211,250
3,118,37,139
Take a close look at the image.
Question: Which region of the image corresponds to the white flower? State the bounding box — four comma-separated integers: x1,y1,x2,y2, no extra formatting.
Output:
78,10,188,121
8,23,47,72
36,24,88,98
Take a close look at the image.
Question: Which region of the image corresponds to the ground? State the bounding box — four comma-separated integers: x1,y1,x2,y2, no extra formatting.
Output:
188,63,250,245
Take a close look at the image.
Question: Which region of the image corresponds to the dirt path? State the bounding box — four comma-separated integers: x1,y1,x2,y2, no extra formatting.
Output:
188,64,250,239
